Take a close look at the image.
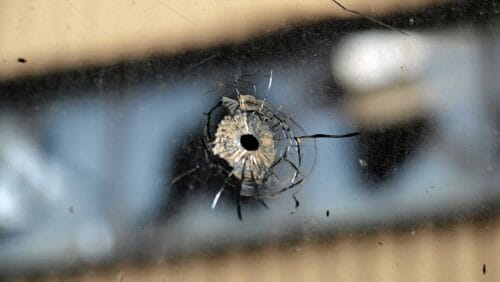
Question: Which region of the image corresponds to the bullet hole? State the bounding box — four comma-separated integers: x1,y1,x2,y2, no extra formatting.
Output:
240,134,259,151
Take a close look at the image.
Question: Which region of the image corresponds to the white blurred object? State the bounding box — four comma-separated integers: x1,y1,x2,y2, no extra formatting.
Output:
332,31,430,92
331,27,494,127
0,116,51,232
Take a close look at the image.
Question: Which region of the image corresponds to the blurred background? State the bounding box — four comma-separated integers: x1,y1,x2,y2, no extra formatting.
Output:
0,0,499,281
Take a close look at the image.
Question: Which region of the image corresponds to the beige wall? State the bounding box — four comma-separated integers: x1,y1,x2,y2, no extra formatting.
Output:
0,0,449,81
27,216,500,282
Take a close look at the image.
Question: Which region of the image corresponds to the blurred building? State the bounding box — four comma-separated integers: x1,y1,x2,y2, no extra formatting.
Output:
0,0,498,281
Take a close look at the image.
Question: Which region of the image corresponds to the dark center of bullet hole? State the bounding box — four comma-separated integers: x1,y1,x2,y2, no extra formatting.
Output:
483,264,486,274
17,58,26,63
326,210,330,217
240,134,259,151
